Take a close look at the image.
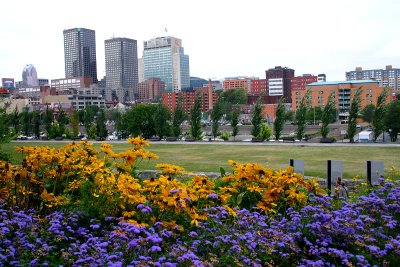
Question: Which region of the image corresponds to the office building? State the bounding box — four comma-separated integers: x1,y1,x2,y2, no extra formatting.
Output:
265,66,295,103
143,36,190,92
346,65,400,94
63,28,98,83
22,64,39,87
105,37,138,102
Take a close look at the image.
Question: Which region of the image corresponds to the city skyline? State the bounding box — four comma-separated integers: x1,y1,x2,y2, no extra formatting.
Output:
1,0,400,83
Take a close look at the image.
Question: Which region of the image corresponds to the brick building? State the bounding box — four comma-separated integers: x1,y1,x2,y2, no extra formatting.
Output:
292,80,392,123
137,78,165,103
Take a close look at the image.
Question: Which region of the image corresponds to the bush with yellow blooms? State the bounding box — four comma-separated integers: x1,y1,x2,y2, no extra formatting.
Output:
0,137,324,228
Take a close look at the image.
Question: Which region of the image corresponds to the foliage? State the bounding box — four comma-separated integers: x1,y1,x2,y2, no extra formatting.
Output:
43,105,53,136
96,109,108,138
190,94,203,140
274,97,286,140
70,110,80,138
320,92,336,138
219,130,231,141
125,104,157,139
217,88,247,119
361,104,375,124
295,90,310,140
21,106,31,136
153,103,172,138
372,88,388,142
348,88,363,143
305,106,322,124
172,97,186,137
259,122,272,141
210,100,223,139
230,108,240,140
251,98,263,137
385,99,400,141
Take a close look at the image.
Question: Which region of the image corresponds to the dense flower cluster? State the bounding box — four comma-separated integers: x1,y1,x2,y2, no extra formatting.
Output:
0,182,399,266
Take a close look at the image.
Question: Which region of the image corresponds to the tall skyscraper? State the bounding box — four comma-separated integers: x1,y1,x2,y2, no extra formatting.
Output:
105,37,138,102
22,64,39,87
63,28,98,83
143,36,190,92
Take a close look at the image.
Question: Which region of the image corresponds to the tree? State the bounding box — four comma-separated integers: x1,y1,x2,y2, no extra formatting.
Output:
210,100,223,139
320,93,337,138
70,110,80,138
31,111,41,139
274,97,287,140
96,109,108,138
153,103,171,138
125,104,157,139
21,106,31,136
360,104,375,124
384,99,400,142
230,109,240,141
56,106,69,137
217,88,247,120
259,123,272,141
348,88,363,143
172,98,186,138
10,107,21,134
372,89,388,142
274,97,286,140
43,105,53,136
251,98,263,137
295,91,310,141
190,94,203,140
0,101,11,160
305,106,322,125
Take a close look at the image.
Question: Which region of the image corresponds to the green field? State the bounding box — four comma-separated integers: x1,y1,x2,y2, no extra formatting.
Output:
2,141,399,179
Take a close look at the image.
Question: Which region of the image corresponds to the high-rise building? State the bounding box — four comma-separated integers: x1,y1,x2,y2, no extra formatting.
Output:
63,28,98,83
346,65,400,94
143,36,190,92
22,64,39,87
265,66,295,103
105,37,138,102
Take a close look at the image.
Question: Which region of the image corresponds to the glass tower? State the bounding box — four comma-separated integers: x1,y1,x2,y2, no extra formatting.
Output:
63,28,98,83
105,37,138,101
143,36,189,92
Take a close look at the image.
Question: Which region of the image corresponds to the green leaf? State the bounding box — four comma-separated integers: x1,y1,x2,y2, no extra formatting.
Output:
220,167,226,177
237,192,246,205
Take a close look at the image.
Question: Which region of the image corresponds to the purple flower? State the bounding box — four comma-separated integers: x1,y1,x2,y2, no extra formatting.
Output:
149,245,162,253
207,193,218,200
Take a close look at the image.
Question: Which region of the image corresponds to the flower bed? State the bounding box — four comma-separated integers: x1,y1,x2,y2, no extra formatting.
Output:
0,137,399,266
1,183,399,266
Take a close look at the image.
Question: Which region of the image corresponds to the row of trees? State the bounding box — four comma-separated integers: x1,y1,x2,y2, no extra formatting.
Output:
0,87,399,144
347,88,400,142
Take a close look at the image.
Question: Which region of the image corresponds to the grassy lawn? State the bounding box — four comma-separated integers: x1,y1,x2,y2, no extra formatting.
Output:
2,141,399,179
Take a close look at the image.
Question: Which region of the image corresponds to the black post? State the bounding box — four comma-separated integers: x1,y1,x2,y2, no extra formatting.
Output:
289,159,294,167
327,160,332,196
367,160,372,185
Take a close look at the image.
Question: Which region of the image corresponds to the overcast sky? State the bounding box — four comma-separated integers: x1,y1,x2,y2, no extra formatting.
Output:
1,0,400,83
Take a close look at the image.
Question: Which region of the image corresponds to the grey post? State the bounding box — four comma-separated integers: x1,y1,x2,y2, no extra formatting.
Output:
289,159,304,176
366,160,384,185
327,160,343,196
